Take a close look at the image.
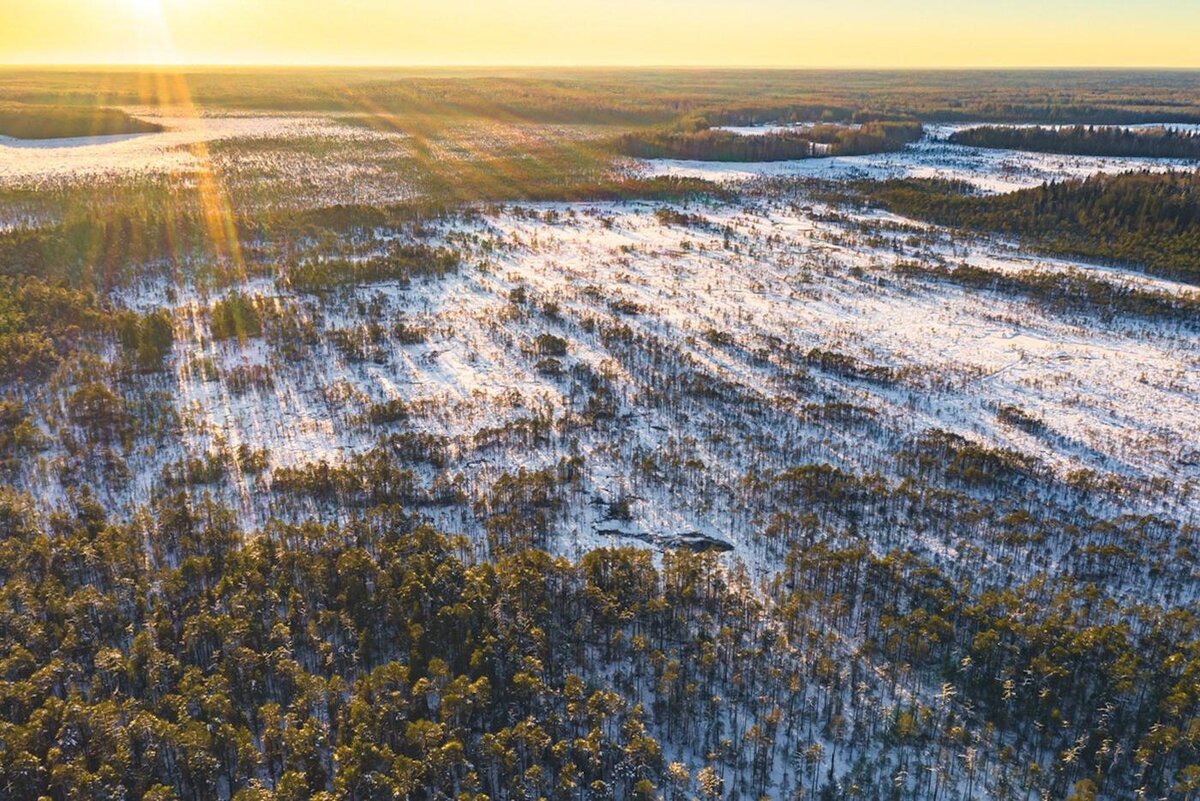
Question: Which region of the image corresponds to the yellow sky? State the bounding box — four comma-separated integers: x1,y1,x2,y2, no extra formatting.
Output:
1,0,1198,68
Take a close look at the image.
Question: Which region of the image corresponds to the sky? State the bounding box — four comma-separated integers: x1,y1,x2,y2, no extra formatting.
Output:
1,0,1198,68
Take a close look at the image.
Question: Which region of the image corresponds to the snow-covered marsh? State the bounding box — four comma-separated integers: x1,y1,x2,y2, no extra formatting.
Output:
644,123,1199,192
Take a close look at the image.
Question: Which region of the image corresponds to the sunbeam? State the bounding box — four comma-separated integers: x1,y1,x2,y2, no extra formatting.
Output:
1,5,1198,800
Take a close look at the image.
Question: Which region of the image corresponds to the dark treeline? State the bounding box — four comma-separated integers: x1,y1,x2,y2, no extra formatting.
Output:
614,122,923,162
927,104,1200,126
0,104,163,140
686,104,1200,131
837,172,1200,284
950,124,1200,159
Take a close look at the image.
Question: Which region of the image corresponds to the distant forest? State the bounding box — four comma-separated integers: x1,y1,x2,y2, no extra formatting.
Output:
614,121,923,162
950,124,1200,159
5,69,1200,129
0,104,162,140
839,171,1200,284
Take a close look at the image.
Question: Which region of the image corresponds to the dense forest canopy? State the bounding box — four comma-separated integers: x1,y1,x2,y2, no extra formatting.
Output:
832,171,1200,284
0,493,1196,801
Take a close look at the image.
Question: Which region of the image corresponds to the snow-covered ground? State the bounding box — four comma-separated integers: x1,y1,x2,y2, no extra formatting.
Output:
7,116,1199,607
5,110,1198,801
714,122,865,136
644,123,1198,192
14,193,1198,607
0,109,406,187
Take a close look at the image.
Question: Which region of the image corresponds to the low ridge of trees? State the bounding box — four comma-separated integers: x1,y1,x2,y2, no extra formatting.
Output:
950,124,1200,159
0,103,163,140
614,122,923,162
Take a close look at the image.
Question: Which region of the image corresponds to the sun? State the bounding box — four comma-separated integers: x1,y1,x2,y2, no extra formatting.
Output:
114,0,183,65
118,0,181,29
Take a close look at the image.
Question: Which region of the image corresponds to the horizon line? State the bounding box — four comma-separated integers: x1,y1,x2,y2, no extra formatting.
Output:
2,63,1199,72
